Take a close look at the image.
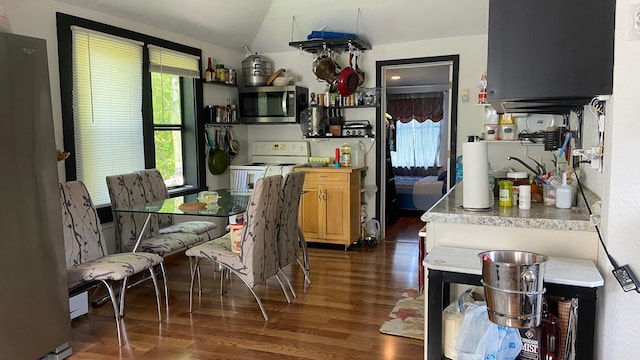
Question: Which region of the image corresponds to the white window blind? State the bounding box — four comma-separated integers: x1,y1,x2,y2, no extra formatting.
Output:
72,26,144,206
148,44,200,78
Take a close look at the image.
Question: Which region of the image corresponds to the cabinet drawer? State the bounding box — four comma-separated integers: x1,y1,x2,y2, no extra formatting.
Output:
303,172,348,183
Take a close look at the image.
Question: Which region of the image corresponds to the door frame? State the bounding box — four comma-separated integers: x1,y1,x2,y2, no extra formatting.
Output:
375,55,460,238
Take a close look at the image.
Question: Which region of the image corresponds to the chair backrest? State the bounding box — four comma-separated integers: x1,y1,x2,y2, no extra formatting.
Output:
277,171,305,268
239,175,282,288
135,169,174,228
59,181,108,268
106,171,161,252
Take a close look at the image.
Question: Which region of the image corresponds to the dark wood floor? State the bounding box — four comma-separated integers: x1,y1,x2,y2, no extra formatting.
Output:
68,216,426,359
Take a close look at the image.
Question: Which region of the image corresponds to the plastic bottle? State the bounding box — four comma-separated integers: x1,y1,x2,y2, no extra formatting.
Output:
455,156,463,183
555,172,572,209
351,141,364,168
519,184,531,210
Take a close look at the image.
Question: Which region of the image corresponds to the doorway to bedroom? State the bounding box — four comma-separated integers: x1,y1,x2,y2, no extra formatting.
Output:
375,55,459,239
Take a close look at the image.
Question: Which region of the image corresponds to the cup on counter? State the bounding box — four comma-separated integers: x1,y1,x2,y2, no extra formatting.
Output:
543,183,556,206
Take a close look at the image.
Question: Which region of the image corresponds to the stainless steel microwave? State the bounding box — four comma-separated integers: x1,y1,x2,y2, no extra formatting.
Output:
238,85,308,123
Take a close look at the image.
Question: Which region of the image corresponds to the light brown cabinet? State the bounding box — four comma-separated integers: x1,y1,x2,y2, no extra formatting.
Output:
295,167,365,250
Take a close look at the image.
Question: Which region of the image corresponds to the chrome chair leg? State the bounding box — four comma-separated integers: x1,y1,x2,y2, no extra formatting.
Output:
101,280,124,347
118,278,129,318
159,262,169,311
297,225,311,284
278,268,297,299
188,258,201,313
148,266,162,321
275,273,292,303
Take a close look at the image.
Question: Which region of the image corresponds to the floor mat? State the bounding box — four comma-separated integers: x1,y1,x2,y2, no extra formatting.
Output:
379,288,424,340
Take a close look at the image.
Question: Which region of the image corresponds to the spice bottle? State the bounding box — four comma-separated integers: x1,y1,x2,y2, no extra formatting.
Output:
340,143,351,167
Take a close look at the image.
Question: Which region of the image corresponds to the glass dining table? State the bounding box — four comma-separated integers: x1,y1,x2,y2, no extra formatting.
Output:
114,189,251,252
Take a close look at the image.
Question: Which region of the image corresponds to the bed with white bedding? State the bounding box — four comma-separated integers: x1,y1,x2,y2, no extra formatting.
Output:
394,175,444,210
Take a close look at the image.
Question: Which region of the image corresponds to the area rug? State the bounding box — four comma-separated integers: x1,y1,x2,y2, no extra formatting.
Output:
379,288,424,340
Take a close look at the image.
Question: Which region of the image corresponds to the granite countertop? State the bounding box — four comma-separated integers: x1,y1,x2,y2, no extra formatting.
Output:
421,182,599,232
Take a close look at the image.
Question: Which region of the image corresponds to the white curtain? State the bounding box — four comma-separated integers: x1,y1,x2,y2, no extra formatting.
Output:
391,119,441,168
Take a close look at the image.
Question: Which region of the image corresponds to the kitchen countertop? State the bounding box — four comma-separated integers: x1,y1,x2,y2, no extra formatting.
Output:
424,246,604,287
421,182,599,232
295,166,367,172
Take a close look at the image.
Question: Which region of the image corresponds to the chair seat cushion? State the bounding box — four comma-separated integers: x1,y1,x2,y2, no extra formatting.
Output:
159,221,217,236
185,235,242,271
140,232,203,257
67,252,163,288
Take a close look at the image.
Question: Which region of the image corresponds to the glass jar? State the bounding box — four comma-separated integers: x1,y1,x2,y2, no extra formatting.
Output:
340,144,351,167
216,64,226,83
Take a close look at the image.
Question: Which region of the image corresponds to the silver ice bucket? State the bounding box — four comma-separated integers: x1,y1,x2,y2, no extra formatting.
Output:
479,250,549,328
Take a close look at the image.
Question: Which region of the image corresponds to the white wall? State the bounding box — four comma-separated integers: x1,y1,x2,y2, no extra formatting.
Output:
595,0,640,357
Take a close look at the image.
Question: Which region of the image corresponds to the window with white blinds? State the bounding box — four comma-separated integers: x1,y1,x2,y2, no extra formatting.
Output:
71,26,144,206
148,44,200,78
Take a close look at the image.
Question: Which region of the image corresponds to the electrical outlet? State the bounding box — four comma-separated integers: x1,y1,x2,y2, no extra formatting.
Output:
629,4,640,41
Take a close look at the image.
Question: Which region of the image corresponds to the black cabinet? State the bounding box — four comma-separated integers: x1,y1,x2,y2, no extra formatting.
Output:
486,0,615,114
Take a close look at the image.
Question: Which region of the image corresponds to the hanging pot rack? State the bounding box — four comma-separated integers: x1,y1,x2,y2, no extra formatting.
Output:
288,9,371,54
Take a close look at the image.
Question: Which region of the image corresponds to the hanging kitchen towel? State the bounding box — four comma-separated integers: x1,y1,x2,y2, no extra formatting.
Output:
462,141,491,210
231,169,248,191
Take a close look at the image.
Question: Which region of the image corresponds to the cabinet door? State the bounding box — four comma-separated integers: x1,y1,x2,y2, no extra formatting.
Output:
323,184,348,240
299,184,321,239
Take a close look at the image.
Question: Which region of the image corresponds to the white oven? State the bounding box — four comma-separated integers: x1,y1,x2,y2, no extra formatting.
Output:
230,141,310,191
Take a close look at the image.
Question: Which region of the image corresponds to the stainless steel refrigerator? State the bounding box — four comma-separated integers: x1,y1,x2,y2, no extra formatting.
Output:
0,32,72,359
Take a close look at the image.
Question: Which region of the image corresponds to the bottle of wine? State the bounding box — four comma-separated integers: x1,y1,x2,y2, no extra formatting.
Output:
205,57,214,82
225,98,232,123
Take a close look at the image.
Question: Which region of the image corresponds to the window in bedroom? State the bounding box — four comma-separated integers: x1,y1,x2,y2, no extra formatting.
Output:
391,119,442,168
387,92,444,169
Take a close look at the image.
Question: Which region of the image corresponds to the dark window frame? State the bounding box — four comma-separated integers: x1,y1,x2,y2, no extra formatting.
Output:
56,12,207,223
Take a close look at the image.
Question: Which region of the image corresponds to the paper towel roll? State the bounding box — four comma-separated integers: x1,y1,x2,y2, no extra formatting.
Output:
462,141,491,210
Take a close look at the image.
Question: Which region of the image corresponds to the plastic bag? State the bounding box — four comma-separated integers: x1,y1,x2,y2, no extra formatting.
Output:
443,288,475,359
455,301,522,360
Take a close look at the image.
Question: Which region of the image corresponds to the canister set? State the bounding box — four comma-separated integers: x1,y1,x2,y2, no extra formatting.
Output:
484,110,517,141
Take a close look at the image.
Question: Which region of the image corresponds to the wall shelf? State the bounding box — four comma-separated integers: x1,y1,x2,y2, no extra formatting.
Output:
304,135,375,139
201,80,238,88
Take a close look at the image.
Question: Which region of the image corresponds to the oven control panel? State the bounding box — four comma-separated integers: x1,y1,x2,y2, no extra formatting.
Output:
251,141,310,156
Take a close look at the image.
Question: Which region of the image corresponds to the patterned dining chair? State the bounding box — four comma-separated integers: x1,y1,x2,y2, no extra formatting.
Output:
135,169,217,241
106,172,202,256
60,181,167,347
277,171,310,295
185,175,288,321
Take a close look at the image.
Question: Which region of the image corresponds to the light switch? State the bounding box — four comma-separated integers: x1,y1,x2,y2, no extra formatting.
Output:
461,88,469,102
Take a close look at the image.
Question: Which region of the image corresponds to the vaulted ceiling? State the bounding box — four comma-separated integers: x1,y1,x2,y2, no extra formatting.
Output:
54,0,489,54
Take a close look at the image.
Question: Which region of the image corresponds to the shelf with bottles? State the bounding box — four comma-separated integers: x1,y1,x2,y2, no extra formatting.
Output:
312,88,380,108
304,135,375,140
201,79,238,88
